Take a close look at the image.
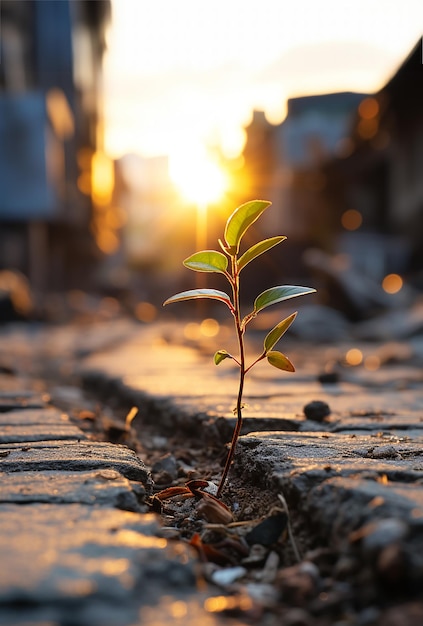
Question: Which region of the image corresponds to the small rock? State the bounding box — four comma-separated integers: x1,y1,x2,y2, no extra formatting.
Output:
147,436,168,450
283,607,313,626
357,606,381,625
334,556,359,580
244,582,279,607
317,370,340,384
277,561,321,605
245,512,287,546
359,519,409,556
152,453,178,482
377,542,407,586
366,445,399,459
257,550,280,583
242,544,268,565
211,566,247,586
303,400,331,422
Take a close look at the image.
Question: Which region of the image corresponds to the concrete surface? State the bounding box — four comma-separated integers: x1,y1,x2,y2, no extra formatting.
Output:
1,316,423,623
0,380,240,626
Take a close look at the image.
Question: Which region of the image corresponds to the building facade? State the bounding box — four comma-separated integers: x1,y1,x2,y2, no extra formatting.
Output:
0,0,110,303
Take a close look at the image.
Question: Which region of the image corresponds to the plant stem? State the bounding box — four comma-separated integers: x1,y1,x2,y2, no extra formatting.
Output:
217,257,245,497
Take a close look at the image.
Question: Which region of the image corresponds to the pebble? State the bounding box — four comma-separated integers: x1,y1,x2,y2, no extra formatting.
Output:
211,566,247,586
152,453,178,482
317,371,340,384
376,542,407,586
277,561,321,605
360,519,409,556
303,400,331,422
245,512,287,546
283,607,313,626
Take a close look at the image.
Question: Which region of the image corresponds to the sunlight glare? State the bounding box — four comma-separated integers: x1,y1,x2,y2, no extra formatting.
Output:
169,147,228,205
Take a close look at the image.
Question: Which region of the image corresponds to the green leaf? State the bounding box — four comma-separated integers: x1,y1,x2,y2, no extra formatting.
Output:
254,285,316,313
237,236,286,271
183,250,228,274
267,351,295,372
224,200,271,252
163,289,233,310
214,350,231,365
264,312,297,352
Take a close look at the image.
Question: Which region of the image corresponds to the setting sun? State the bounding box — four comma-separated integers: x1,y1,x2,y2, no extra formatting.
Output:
169,148,228,205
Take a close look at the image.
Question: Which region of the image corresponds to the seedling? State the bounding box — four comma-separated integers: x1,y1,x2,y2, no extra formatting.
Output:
164,200,315,496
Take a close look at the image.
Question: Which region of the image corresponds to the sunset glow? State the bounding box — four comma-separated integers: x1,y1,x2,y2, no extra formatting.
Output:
169,149,228,206
103,0,423,162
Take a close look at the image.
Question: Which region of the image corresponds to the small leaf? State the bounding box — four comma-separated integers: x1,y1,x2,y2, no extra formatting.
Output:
267,351,295,372
264,312,297,352
184,250,228,274
163,289,233,310
237,236,286,271
224,200,271,252
214,350,231,365
254,285,316,313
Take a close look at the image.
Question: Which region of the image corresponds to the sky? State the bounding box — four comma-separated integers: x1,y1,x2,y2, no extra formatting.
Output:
103,1,423,163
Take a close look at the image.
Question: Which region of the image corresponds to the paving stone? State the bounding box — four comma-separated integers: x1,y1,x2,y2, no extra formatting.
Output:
0,440,152,488
0,470,143,511
0,397,49,412
4,321,423,622
0,423,86,443
306,476,423,541
326,413,423,434
0,407,72,426
234,430,423,501
0,503,198,625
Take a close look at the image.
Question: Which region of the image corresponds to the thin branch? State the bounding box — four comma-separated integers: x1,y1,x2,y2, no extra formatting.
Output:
278,493,301,563
245,351,266,374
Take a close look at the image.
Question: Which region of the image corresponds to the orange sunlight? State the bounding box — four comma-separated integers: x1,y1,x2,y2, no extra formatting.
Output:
103,0,423,161
169,148,228,206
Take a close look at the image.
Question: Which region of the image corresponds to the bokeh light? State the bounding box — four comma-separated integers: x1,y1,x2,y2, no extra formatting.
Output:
341,209,363,231
358,97,379,120
135,301,157,323
200,318,220,337
169,601,188,618
345,348,363,366
382,273,403,294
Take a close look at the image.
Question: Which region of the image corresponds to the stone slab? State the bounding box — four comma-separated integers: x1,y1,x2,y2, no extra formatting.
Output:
0,398,48,412
0,470,142,511
0,440,151,488
0,407,72,425
0,423,86,443
236,431,423,483
306,476,423,542
0,503,197,625
235,429,423,504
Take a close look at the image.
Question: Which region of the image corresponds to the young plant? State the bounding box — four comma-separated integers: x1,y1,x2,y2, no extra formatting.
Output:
164,200,315,496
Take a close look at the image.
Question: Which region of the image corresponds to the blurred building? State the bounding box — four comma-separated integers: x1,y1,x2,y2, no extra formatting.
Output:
0,0,111,301
326,38,423,284
238,38,422,293
238,93,365,287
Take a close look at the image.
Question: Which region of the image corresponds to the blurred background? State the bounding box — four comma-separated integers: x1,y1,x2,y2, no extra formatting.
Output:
0,0,422,326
